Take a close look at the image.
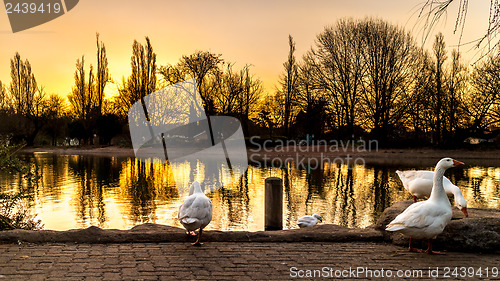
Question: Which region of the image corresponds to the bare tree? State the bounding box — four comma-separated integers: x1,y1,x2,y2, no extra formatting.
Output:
296,55,317,114
406,48,434,142
359,18,417,143
159,51,222,115
295,54,327,137
277,35,299,138
464,53,500,129
10,52,37,117
95,33,110,116
405,36,468,146
419,0,500,54
9,53,47,145
115,37,157,117
67,56,98,144
44,94,68,146
443,49,467,139
238,65,262,134
211,63,241,115
431,33,448,144
131,37,157,102
311,19,364,137
254,94,283,139
0,80,8,111
68,56,96,121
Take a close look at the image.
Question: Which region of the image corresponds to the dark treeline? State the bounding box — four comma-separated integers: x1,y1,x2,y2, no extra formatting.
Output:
1,18,500,148
274,18,500,147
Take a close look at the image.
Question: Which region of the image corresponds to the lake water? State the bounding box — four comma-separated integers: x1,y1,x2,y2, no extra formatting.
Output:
1,153,499,231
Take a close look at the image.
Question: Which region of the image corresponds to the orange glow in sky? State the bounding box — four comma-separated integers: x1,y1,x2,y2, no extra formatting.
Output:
0,0,493,99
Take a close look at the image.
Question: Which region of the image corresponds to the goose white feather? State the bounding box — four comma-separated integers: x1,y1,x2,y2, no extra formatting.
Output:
396,170,468,216
297,214,322,228
386,158,464,254
178,181,212,245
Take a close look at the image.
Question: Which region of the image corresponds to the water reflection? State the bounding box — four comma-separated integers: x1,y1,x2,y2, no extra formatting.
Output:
0,154,499,230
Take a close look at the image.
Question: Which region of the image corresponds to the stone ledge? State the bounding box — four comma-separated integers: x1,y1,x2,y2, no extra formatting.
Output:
0,223,383,244
1,201,498,254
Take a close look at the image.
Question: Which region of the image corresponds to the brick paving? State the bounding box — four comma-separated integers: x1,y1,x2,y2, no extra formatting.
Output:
0,242,499,281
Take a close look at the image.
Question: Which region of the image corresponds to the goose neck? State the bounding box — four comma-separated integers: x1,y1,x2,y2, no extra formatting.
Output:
194,186,203,194
429,166,449,202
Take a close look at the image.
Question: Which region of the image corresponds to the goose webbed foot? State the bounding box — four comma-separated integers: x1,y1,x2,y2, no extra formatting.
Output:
426,239,445,255
408,237,423,253
191,229,204,246
409,247,423,253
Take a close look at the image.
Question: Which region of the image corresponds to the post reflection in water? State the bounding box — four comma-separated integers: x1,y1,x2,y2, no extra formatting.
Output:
1,154,499,231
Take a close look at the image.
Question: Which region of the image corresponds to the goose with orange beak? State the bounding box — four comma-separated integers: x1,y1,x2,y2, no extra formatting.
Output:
396,167,468,217
387,158,465,254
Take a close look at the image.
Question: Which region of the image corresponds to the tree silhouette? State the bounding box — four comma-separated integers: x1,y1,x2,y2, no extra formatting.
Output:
68,56,95,121
159,50,222,115
10,53,38,117
465,53,500,130
277,35,299,139
419,0,500,54
359,18,417,143
67,56,96,144
310,19,364,137
431,33,447,145
443,49,467,143
131,37,157,102
238,65,262,135
0,81,8,111
9,52,47,145
2,25,500,147
43,94,68,146
95,33,110,117
115,37,157,118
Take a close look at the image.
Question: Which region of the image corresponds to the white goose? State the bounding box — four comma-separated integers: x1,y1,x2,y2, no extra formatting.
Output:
396,170,468,217
297,214,322,228
178,181,212,246
386,158,464,254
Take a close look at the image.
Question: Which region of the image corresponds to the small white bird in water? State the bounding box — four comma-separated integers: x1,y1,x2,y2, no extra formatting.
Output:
178,181,212,246
297,214,322,228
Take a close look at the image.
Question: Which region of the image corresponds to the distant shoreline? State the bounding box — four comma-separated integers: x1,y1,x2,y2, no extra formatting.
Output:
20,145,500,166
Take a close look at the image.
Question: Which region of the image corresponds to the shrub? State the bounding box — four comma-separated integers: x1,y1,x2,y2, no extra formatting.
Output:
0,141,43,231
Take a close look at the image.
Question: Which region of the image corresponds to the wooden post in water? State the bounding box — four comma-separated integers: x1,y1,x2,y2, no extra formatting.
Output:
265,177,283,231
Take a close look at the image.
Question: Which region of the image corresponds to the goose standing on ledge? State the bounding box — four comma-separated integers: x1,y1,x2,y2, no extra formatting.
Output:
178,181,212,246
396,170,468,217
297,214,322,228
386,158,465,254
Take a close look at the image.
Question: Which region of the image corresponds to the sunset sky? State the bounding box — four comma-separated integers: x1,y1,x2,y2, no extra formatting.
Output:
0,0,493,99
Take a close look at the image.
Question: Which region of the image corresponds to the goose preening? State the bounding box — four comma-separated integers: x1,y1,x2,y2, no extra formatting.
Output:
386,158,464,254
396,170,468,217
297,214,322,228
178,181,212,246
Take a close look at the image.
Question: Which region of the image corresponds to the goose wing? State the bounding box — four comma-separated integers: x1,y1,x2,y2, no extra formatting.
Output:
386,201,449,232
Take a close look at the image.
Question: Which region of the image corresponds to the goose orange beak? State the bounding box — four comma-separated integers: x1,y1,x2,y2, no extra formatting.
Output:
461,207,468,217
453,160,465,166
